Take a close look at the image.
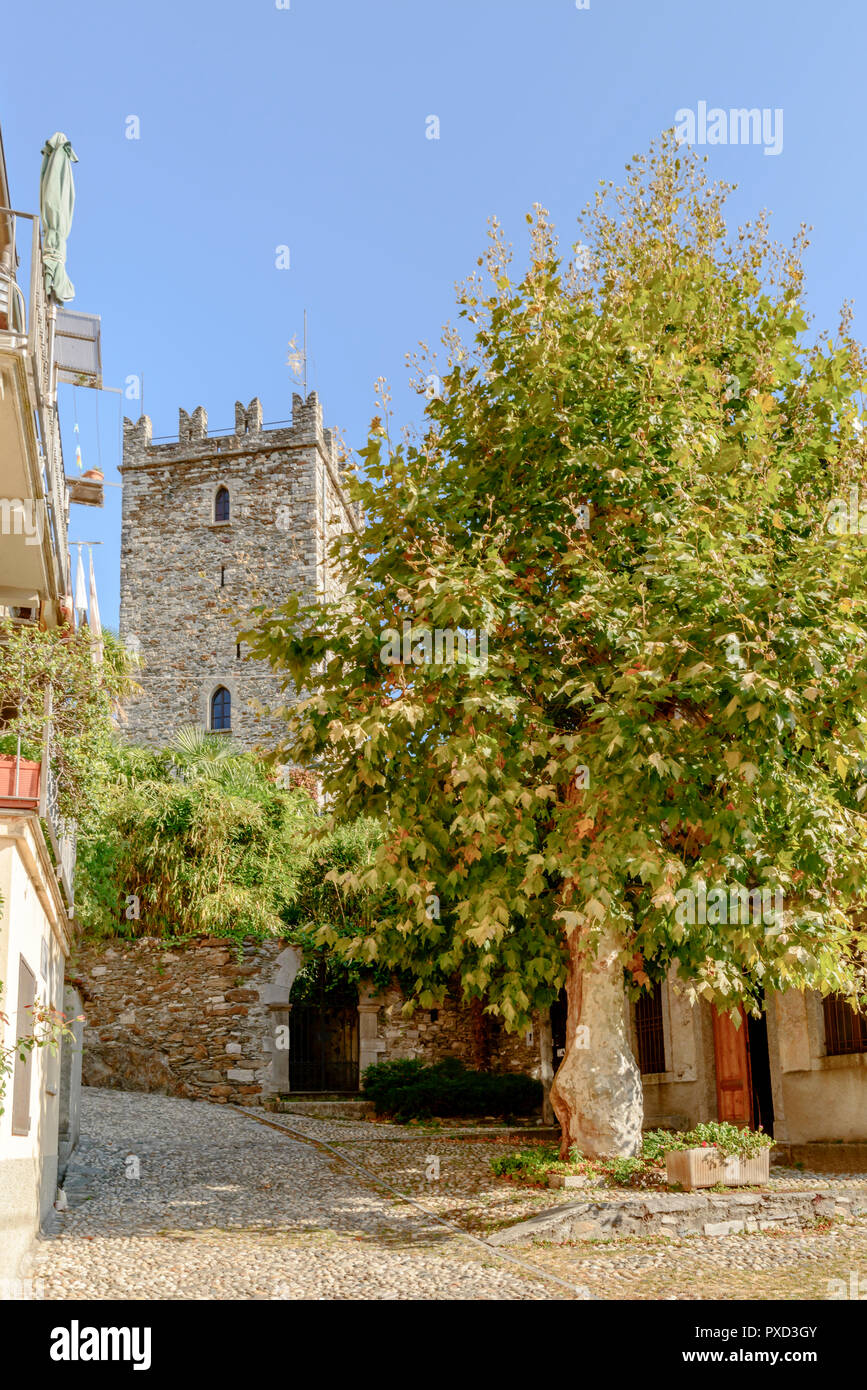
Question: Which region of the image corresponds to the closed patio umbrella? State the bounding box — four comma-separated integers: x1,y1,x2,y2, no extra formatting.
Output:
39,132,77,303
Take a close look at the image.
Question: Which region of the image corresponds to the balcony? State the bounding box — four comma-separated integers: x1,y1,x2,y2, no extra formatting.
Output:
0,208,70,623
0,736,76,912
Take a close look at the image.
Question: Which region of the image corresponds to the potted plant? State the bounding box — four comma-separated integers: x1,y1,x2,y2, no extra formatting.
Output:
663,1121,774,1190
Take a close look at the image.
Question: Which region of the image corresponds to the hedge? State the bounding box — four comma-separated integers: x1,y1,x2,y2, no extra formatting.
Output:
361,1057,542,1122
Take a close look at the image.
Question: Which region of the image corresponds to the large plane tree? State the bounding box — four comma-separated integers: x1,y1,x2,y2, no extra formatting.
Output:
247,135,867,1156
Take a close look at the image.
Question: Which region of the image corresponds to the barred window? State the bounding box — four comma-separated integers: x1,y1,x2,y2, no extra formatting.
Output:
635,981,666,1074
823,994,867,1057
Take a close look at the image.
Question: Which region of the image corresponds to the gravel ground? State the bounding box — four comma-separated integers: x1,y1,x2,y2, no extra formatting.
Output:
29,1089,867,1301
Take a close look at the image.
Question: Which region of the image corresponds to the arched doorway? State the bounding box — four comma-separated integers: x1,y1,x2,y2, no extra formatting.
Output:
288,961,359,1093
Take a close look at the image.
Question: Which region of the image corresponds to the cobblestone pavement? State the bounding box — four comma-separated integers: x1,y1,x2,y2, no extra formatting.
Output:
30,1090,867,1301
253,1107,867,1235
29,1090,569,1301
509,1225,867,1300
257,1108,867,1301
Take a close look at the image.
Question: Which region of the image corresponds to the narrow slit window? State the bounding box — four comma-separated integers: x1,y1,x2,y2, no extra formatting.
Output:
214,487,230,522
220,566,225,587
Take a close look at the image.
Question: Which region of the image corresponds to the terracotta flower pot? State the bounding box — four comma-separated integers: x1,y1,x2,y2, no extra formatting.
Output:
665,1145,770,1191
0,753,41,807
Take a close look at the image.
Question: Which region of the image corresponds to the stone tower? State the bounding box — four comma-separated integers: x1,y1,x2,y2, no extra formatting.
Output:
119,391,358,751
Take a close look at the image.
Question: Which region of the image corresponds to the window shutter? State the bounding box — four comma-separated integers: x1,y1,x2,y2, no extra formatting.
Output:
11,956,36,1136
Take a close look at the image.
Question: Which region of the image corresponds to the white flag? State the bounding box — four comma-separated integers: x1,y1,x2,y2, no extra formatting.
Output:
88,548,103,666
74,548,88,626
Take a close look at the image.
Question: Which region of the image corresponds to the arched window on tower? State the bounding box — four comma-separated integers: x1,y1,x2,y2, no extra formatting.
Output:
214,487,230,522
210,686,231,732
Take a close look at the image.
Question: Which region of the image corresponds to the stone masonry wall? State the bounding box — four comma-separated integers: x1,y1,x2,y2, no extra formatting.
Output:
371,986,541,1078
119,391,358,751
70,937,286,1105
70,939,544,1105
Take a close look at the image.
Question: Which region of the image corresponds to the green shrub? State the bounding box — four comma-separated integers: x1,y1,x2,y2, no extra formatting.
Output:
360,1058,427,1111
607,1155,645,1186
492,1126,775,1188
641,1129,682,1164
361,1058,542,1121
490,1145,561,1180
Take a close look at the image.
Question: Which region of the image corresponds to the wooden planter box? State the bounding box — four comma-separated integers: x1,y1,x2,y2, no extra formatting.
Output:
665,1146,770,1191
0,754,41,808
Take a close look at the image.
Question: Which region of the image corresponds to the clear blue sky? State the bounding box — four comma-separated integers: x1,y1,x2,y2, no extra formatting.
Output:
3,0,865,628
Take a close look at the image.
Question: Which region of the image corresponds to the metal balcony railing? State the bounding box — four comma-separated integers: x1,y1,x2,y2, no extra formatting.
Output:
38,751,76,911
0,688,77,913
38,685,76,911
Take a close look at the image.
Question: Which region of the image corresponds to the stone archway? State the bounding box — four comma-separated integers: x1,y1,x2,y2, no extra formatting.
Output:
261,945,303,1097
262,954,388,1096
358,984,386,1080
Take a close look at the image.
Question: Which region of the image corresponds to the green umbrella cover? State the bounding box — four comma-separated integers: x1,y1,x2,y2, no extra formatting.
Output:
39,132,78,304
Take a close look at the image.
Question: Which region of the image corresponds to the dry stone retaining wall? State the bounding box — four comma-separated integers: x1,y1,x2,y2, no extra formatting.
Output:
376,986,540,1076
489,1188,867,1245
71,936,284,1105
70,938,543,1105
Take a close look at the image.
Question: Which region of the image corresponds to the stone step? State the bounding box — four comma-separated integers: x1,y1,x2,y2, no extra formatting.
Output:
265,1099,376,1121
772,1142,867,1173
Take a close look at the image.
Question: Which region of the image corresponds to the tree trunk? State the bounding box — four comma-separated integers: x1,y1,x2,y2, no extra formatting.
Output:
549,926,643,1158
469,996,493,1070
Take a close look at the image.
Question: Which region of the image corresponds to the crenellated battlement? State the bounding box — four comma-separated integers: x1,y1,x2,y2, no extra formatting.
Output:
121,391,330,467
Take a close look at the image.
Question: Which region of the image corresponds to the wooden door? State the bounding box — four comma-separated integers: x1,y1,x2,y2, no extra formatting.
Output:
711,1004,753,1127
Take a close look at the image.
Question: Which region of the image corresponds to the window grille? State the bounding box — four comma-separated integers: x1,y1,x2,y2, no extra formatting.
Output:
635,981,666,1074
823,994,867,1056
